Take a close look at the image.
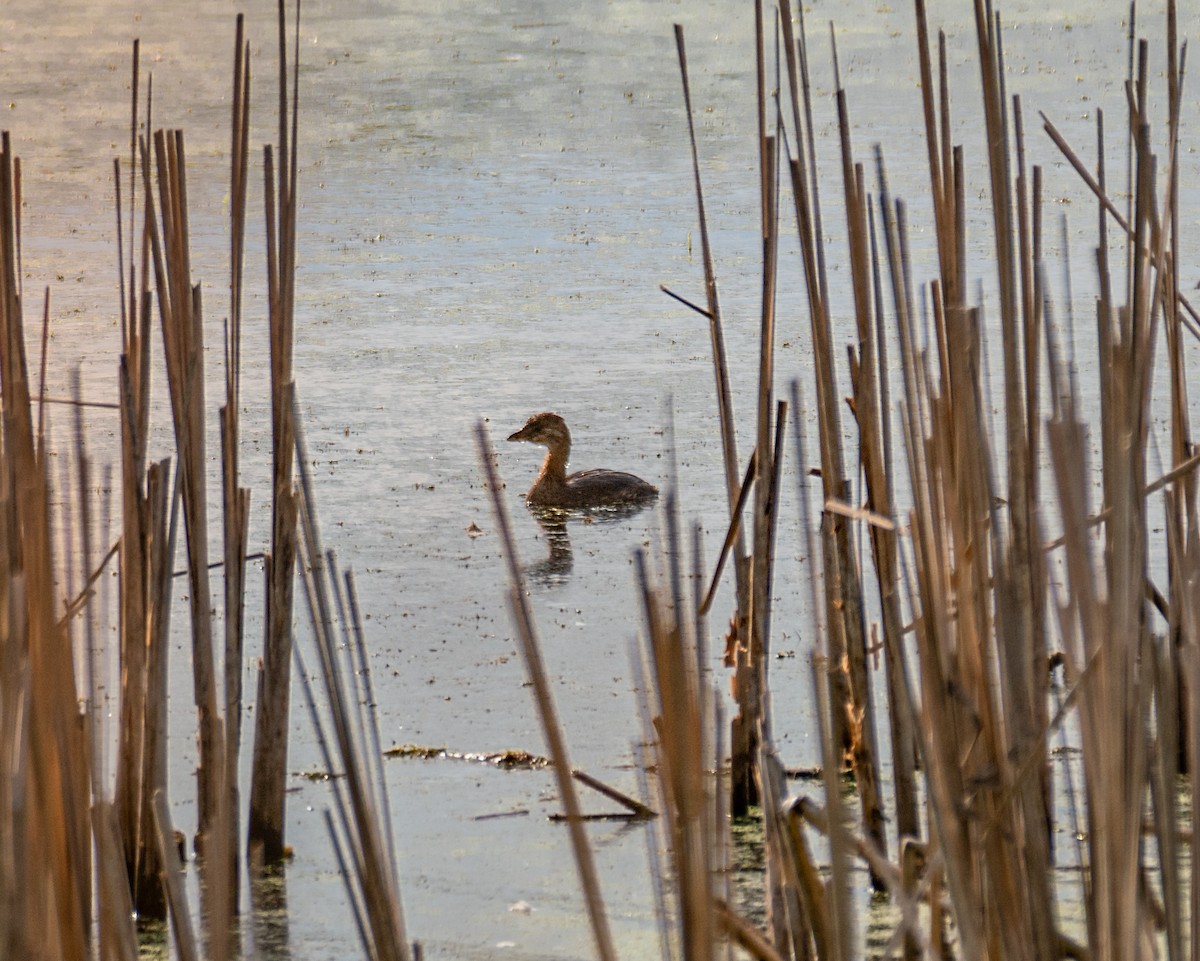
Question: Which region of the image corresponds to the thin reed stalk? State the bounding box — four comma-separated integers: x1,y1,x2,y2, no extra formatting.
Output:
476,421,618,961
141,123,222,847
249,0,302,865
219,12,253,914
0,132,92,961
672,24,756,814
291,409,411,961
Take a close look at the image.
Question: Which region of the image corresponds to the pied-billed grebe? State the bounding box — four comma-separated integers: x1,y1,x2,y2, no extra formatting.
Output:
507,411,658,509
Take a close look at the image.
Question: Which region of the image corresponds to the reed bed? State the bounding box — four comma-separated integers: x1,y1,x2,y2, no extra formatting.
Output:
5,0,1200,959
0,1,414,957
481,2,1200,960
624,0,1200,958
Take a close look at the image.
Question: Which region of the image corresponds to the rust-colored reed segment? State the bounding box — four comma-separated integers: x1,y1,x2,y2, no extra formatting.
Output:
35,289,50,450
0,134,92,961
476,421,617,961
249,0,302,866
0,468,22,959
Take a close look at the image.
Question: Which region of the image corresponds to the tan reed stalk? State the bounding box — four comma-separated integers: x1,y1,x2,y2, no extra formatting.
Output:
672,23,756,814
864,193,917,845
476,420,618,961
140,124,222,850
290,410,411,961
633,548,716,961
755,403,795,954
774,0,875,802
875,147,991,959
93,802,138,961
0,133,92,961
1181,498,1200,961
746,6,794,928
152,790,199,961
112,42,175,922
249,0,302,864
67,370,98,932
1148,8,1191,955
811,658,852,961
757,749,814,961
219,12,253,914
824,38,890,889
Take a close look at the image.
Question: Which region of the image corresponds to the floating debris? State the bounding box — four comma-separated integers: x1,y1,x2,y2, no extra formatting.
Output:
382,744,551,770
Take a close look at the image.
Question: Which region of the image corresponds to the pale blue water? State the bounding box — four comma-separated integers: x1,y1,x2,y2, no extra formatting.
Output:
1,0,1191,956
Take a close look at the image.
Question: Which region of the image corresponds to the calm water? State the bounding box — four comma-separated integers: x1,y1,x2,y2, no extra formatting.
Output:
1,0,1190,956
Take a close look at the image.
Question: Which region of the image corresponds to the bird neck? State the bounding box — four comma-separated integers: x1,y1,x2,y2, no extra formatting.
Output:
537,440,570,484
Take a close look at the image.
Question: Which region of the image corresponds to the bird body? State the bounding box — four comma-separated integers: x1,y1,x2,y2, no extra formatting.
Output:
507,412,658,509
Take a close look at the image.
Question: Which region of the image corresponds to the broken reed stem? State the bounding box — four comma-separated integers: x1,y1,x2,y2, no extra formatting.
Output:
698,447,756,617
475,421,618,961
571,768,656,820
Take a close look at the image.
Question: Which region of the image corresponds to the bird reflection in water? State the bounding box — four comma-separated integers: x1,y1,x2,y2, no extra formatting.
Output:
520,500,656,589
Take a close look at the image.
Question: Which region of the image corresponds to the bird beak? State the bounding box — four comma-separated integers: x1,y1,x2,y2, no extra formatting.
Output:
507,427,528,442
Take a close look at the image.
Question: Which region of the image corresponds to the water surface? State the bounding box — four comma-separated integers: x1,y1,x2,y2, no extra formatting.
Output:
0,0,1188,956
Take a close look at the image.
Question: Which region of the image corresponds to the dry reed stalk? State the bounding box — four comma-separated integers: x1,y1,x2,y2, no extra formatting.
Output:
0,134,92,961
219,12,253,914
140,123,221,849
112,39,178,921
93,801,138,961
875,146,992,961
774,0,878,821
811,658,852,961
249,0,302,864
747,10,794,938
672,24,756,814
476,421,618,961
822,34,893,890
970,8,1057,956
633,549,718,961
152,790,199,961
846,5,1200,959
290,411,411,961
